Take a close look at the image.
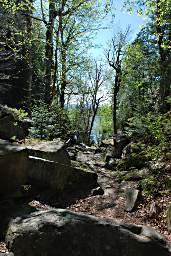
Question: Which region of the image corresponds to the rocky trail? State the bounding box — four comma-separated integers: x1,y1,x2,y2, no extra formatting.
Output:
0,139,171,255
66,149,171,243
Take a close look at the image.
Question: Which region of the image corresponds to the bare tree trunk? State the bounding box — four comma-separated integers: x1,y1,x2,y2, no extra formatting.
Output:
112,70,121,135
60,46,67,109
88,101,100,144
53,28,60,102
113,88,117,135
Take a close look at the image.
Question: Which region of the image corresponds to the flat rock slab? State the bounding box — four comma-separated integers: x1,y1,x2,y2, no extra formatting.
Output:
27,140,70,164
5,209,170,256
0,253,14,256
0,139,26,156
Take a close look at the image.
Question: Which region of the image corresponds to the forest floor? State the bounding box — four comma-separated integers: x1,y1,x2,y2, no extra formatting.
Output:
67,166,171,243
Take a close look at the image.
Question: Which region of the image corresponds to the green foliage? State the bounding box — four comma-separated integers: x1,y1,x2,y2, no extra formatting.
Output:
117,27,160,129
17,108,29,119
116,142,147,172
30,101,71,139
139,176,159,196
68,106,90,143
125,112,170,160
138,162,162,196
139,174,171,197
98,104,113,139
1,105,28,121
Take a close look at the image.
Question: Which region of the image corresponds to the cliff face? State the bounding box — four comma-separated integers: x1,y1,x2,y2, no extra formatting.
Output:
0,4,32,109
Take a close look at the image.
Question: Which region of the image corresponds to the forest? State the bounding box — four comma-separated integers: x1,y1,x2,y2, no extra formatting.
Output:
0,0,171,255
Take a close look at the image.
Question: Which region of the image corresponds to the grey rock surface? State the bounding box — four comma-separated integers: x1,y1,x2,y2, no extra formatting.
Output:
125,188,140,212
0,140,28,196
6,209,170,256
27,140,70,164
0,105,30,141
0,253,14,256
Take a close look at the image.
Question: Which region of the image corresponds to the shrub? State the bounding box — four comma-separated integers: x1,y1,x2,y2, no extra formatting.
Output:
29,101,71,139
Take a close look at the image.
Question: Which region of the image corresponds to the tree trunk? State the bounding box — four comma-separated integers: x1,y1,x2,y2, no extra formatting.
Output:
156,0,171,112
112,71,121,135
60,45,67,109
53,29,60,102
88,103,99,144
44,0,56,105
25,11,32,113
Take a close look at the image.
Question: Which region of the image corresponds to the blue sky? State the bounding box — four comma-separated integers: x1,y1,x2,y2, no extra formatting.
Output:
90,0,145,58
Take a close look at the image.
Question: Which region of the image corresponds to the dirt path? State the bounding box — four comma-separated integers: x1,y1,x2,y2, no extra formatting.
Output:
67,165,171,244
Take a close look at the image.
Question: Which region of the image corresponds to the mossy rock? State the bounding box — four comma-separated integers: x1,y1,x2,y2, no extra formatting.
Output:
119,142,148,170
131,142,146,153
116,154,147,172
116,159,129,172
129,153,147,169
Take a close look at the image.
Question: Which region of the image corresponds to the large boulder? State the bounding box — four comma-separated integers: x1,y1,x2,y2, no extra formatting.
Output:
28,156,71,191
68,161,98,191
27,140,71,191
27,141,98,192
6,209,171,256
0,140,28,196
101,134,129,159
0,105,31,141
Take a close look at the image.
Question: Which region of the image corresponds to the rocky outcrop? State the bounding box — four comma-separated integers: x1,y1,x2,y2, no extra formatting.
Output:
0,139,99,196
6,209,171,256
0,140,28,196
0,5,31,108
27,141,99,192
0,105,31,141
101,134,129,159
28,156,71,191
27,140,72,191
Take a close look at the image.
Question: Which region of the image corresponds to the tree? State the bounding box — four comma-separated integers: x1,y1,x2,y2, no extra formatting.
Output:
86,61,106,143
38,0,105,107
53,0,106,109
125,0,171,112
117,26,160,128
106,27,130,135
68,59,107,144
44,0,57,105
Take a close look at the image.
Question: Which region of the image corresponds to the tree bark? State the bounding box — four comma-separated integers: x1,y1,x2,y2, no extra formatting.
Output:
112,69,121,135
25,11,32,112
44,0,56,105
156,0,171,112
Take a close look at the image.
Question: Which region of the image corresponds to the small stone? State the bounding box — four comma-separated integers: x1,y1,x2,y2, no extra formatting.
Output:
149,202,160,218
125,188,140,212
91,186,104,196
